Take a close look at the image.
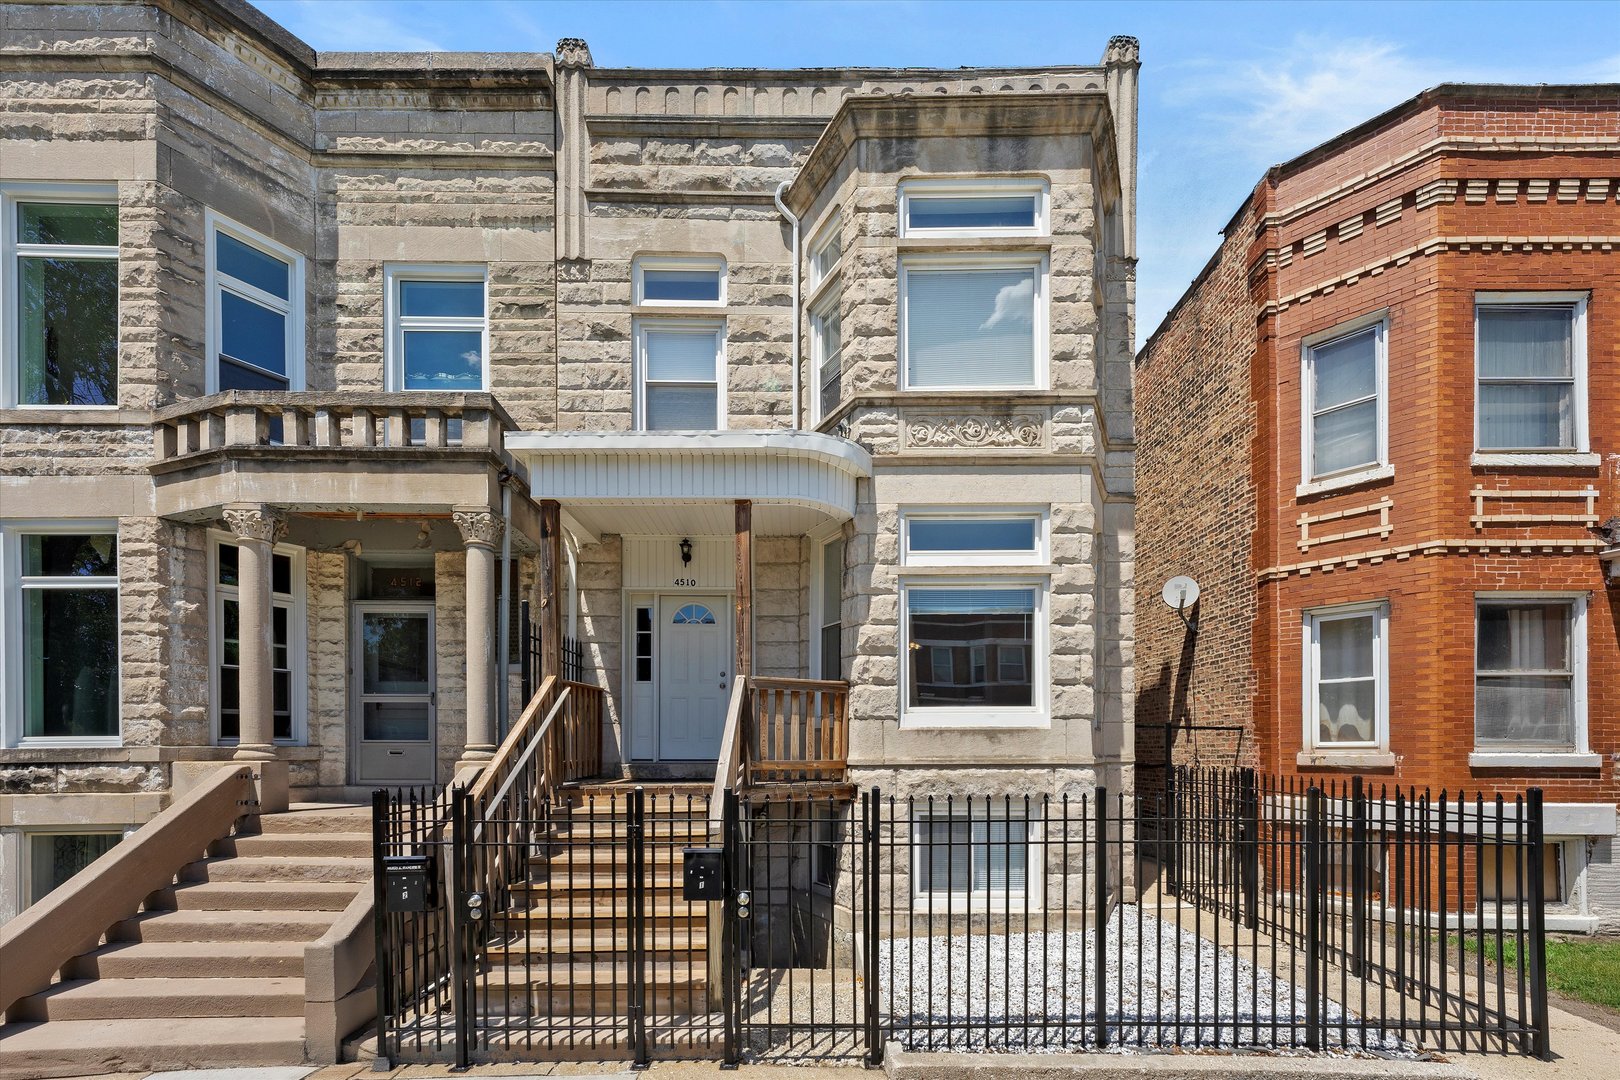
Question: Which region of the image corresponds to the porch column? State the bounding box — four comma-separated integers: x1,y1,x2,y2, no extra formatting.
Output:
539,499,563,682
735,499,753,678
455,507,504,763
221,504,283,762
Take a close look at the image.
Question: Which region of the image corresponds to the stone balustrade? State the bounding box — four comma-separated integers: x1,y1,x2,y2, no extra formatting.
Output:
151,391,515,464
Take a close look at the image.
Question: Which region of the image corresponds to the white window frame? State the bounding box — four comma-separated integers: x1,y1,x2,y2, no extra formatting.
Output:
1472,292,1590,463
1299,311,1389,492
632,318,727,431
898,253,1050,392
808,211,843,293
382,264,489,392
910,806,1044,912
1301,601,1389,755
205,210,305,396
899,177,1050,238
633,255,727,307
810,286,843,426
899,578,1049,729
809,526,844,683
1472,592,1588,756
900,508,1049,567
0,183,120,410
1,522,122,749
207,533,307,747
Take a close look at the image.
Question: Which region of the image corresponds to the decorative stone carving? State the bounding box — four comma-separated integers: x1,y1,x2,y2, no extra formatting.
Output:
221,505,285,545
903,412,1046,450
556,38,594,68
454,509,505,548
1105,36,1140,65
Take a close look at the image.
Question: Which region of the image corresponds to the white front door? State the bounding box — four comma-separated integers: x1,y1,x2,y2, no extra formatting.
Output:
657,595,729,761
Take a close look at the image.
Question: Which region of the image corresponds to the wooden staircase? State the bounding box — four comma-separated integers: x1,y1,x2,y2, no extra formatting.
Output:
474,781,715,1052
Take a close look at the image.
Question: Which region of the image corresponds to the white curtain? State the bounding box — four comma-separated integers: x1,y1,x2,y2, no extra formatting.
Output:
1477,306,1574,450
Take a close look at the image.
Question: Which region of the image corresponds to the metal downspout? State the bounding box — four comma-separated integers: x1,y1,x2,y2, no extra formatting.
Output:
774,180,801,430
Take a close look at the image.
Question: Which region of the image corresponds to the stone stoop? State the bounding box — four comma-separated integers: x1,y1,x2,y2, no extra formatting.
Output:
0,803,371,1080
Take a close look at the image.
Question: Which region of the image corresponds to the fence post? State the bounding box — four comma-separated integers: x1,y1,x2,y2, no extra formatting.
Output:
370,789,392,1067
721,788,741,1068
629,786,649,1068
519,599,531,701
1304,785,1323,1052
1167,768,1181,896
447,786,471,1070
1094,786,1108,1048
1526,788,1551,1060
864,788,883,1066
1351,775,1367,977
1239,768,1259,930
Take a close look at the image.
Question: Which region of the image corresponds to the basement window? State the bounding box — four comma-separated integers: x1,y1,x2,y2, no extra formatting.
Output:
912,809,1039,910
26,832,121,907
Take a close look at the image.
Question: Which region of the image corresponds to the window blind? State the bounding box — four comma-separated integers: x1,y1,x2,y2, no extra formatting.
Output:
905,267,1036,388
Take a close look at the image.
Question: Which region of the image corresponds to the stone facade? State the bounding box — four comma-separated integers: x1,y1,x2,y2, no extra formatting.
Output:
0,0,1137,920
1134,85,1620,929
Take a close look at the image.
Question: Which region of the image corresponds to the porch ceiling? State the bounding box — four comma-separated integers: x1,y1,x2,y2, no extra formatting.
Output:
508,431,871,539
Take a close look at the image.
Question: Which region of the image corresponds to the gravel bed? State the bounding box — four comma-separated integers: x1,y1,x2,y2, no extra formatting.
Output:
877,905,1411,1054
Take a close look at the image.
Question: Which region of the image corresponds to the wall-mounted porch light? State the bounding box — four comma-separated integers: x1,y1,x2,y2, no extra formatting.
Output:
679,537,693,566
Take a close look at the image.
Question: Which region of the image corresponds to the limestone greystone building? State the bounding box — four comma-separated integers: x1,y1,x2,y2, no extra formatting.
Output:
0,0,1137,926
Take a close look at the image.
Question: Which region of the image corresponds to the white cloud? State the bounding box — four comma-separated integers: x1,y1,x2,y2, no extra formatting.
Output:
259,0,447,52
980,277,1034,331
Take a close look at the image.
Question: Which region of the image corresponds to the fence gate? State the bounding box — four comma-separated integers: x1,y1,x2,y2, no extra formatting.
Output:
722,789,879,1064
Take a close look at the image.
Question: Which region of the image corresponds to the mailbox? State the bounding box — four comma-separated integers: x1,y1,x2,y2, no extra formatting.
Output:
682,847,726,901
383,854,438,913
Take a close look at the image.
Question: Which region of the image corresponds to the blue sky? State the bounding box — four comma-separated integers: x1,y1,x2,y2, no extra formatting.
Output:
251,0,1620,340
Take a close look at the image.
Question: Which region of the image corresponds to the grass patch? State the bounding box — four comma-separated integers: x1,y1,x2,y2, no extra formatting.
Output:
1455,935,1620,1011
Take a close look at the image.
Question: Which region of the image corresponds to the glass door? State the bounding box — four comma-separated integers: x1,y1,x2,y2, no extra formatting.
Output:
352,603,436,784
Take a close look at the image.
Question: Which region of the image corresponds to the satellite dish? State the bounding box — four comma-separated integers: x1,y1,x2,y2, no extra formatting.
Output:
1161,575,1201,612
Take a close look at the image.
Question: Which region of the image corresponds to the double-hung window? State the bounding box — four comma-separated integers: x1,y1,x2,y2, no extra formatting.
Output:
3,529,120,746
900,255,1047,390
816,535,845,681
211,537,303,745
808,216,844,423
1304,602,1387,752
385,266,487,391
2,188,119,407
913,806,1039,909
635,320,724,430
1475,596,1585,753
1475,294,1587,456
207,214,303,393
633,256,726,431
1301,315,1387,485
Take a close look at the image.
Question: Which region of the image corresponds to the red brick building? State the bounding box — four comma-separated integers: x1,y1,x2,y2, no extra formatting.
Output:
1136,84,1620,930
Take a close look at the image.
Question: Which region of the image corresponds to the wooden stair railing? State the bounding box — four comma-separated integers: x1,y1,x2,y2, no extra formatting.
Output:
746,677,849,785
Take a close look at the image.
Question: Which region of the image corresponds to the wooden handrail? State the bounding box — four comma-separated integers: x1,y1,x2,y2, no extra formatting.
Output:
481,687,572,823
749,677,849,783
468,675,557,805
709,677,751,831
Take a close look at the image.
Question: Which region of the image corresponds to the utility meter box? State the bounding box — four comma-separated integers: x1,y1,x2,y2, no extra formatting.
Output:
682,847,726,901
383,854,438,913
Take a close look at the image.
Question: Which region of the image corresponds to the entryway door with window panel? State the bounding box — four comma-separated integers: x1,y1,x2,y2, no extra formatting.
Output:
657,596,729,761
351,602,436,785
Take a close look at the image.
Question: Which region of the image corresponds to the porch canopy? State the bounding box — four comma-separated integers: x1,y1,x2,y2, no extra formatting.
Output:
506,430,871,541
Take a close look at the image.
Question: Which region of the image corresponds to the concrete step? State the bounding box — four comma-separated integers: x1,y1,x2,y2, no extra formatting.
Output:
0,1016,306,1080
475,962,707,1017
13,976,305,1022
157,879,361,912
111,907,338,943
556,819,713,840
67,939,307,980
251,803,372,834
182,855,370,884
220,831,372,858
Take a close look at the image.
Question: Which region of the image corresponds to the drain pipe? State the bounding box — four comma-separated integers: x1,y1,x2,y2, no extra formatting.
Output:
496,469,514,738
774,180,801,430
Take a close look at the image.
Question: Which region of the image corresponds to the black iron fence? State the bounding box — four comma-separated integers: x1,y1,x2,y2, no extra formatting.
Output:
371,785,457,1063
373,768,1551,1066
518,600,587,701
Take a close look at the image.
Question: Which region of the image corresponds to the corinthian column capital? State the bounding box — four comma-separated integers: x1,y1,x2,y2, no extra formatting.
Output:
222,504,286,545
453,508,505,549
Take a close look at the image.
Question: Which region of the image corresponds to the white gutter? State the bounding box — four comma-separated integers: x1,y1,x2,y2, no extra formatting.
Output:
774,180,801,430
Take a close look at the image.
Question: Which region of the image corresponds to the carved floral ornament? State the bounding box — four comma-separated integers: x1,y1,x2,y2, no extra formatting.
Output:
904,413,1046,450
221,506,287,545
454,510,506,548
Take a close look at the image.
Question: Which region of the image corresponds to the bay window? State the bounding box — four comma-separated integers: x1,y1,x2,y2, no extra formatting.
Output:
1304,602,1387,751
1475,597,1584,753
1476,295,1587,454
4,529,120,745
902,585,1041,724
900,178,1048,238
1302,315,1387,483
900,256,1046,390
3,189,118,407
207,213,303,394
